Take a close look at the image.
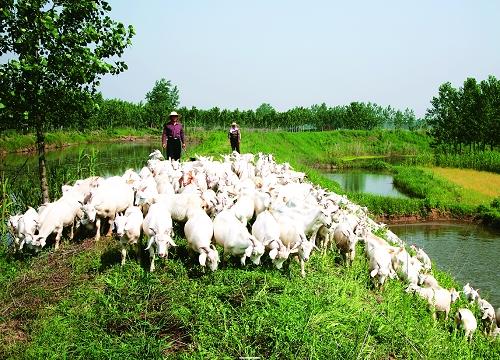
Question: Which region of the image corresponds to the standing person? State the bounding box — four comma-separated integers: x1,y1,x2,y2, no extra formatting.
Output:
162,111,186,161
228,122,241,153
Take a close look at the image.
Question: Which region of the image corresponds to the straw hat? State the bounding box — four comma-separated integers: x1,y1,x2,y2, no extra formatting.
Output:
169,111,179,117
231,122,237,126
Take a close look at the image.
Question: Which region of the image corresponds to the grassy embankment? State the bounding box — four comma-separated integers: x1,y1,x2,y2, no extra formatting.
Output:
185,130,500,226
1,130,500,358
185,129,430,197
0,128,158,153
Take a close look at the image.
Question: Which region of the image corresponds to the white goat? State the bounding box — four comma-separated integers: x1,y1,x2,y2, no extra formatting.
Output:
455,308,477,341
214,210,265,266
184,208,219,271
149,149,165,161
33,190,84,250
332,223,358,266
82,177,134,241
463,283,480,303
113,206,143,266
368,244,394,287
272,211,317,277
478,298,496,335
230,188,255,225
252,210,290,269
410,244,432,272
406,284,459,320
142,201,176,272
170,193,204,223
13,207,39,251
418,274,440,289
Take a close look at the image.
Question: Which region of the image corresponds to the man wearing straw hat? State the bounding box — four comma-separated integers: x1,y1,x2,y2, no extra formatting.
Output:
162,111,186,160
228,122,241,153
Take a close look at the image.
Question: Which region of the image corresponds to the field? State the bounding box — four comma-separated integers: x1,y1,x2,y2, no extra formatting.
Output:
429,167,500,202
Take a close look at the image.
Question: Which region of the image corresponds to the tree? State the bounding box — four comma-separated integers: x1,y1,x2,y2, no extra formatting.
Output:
0,0,134,202
255,103,276,128
460,78,483,150
426,82,461,150
480,76,500,150
144,78,179,128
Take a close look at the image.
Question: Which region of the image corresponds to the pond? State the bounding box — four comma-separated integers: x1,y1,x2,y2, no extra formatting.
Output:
390,222,500,309
1,141,160,211
324,170,408,198
1,141,160,178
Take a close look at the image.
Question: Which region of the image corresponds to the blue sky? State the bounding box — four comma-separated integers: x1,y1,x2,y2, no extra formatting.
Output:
99,0,500,117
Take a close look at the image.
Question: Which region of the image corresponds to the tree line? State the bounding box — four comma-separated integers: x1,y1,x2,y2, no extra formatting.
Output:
2,77,421,132
426,76,500,151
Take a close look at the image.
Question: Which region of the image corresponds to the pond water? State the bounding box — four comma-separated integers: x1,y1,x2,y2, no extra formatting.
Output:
1,141,160,211
390,222,500,309
1,141,160,178
324,170,408,198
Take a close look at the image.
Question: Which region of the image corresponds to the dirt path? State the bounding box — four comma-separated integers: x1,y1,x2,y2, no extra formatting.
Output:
0,238,112,355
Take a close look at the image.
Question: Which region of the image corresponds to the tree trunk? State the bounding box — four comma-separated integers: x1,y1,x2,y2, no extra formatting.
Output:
36,125,50,203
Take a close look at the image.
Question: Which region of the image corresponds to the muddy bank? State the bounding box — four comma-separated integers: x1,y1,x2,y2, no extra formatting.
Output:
377,210,479,225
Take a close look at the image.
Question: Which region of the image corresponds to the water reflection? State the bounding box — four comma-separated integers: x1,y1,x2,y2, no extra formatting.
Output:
324,170,408,198
1,142,160,210
1,141,160,178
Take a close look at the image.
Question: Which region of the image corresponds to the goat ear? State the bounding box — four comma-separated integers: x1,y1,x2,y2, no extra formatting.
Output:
199,252,207,267
370,269,378,278
269,248,278,260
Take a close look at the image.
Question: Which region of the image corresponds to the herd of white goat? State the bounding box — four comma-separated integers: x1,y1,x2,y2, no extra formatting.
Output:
7,150,500,341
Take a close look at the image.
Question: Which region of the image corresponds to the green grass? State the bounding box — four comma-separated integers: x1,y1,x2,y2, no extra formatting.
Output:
405,151,500,174
1,236,499,359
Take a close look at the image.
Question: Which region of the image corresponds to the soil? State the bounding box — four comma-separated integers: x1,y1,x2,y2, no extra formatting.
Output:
0,238,96,353
376,209,479,225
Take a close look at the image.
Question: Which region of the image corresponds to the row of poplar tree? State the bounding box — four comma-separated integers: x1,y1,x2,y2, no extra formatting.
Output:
426,76,500,151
